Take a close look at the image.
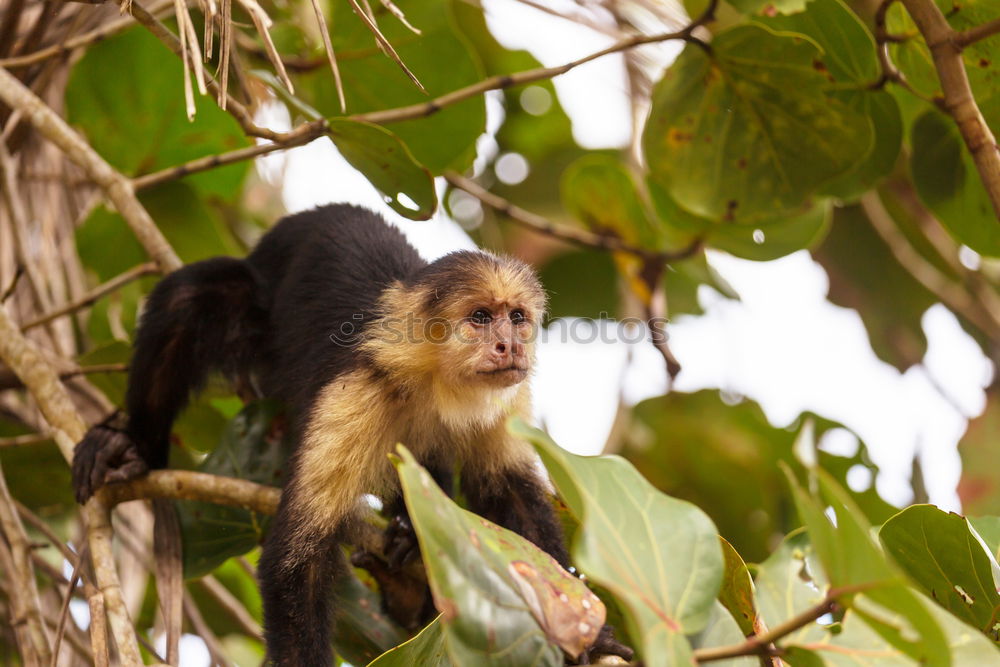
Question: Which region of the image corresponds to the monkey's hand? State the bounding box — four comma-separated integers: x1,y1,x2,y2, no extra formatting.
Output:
351,548,435,630
384,513,421,569
576,625,634,665
72,412,149,503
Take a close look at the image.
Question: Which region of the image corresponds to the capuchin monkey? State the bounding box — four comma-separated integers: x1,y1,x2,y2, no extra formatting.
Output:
71,204,631,665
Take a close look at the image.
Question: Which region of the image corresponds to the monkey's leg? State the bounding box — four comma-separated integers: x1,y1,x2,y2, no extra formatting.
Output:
462,465,634,663
73,257,265,502
258,492,346,666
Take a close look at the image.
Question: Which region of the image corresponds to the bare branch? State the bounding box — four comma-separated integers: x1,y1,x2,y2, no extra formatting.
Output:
133,119,328,190
0,302,142,663
955,17,1000,48
0,67,182,272
352,14,711,126
97,469,281,513
860,191,1000,337
50,545,88,667
23,262,159,331
901,0,1000,218
0,432,51,447
0,459,52,664
309,0,345,112
444,170,702,263
347,0,426,93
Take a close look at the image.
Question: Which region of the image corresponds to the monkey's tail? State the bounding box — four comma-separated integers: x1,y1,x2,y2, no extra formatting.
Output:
73,257,268,502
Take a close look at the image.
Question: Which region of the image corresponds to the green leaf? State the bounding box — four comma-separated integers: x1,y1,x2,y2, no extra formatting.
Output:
970,517,1000,561
820,90,902,201
369,617,451,666
754,530,829,645
65,27,250,200
177,401,291,578
539,250,619,319
717,537,758,636
332,570,409,665
879,505,1000,640
783,466,952,665
756,0,878,84
643,24,873,223
911,110,1000,257
395,445,601,665
561,154,662,250
327,120,437,220
512,419,724,667
710,200,832,261
301,0,485,174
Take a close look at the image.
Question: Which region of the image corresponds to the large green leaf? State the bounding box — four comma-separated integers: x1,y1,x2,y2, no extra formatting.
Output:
176,401,291,578
623,392,895,562
395,446,602,665
754,531,829,645
879,505,1000,640
688,601,755,666
301,0,484,174
65,27,250,199
910,110,1000,257
512,420,724,667
643,24,873,222
784,467,952,665
327,120,437,220
369,617,451,666
332,570,410,665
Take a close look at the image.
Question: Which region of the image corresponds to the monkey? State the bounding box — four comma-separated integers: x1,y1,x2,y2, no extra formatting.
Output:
71,204,632,665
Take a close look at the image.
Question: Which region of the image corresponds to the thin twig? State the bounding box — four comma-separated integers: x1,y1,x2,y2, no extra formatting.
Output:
309,0,345,112
353,23,708,125
347,0,426,93
0,362,128,391
50,544,88,667
97,469,281,513
133,119,328,190
860,191,1000,337
0,67,182,272
0,0,173,68
236,0,294,92
0,302,142,663
0,432,52,447
955,17,1000,48
196,575,263,639
901,0,1000,218
444,170,702,263
22,262,159,331
183,592,233,667
0,459,52,664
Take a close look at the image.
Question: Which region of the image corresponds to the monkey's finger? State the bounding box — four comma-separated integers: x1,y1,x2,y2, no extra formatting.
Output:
102,459,149,485
385,533,420,570
350,550,390,577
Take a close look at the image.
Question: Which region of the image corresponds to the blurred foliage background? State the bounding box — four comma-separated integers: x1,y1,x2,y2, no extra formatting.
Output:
3,0,1000,663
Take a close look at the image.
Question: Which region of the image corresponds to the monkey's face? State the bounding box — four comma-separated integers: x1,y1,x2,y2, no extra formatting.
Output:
457,303,537,387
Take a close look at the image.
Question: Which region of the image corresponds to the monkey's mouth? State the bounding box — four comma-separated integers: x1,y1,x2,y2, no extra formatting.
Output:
478,366,528,377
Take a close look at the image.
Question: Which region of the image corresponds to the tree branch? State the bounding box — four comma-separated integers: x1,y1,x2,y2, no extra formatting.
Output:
97,469,281,513
955,18,1000,48
0,0,174,68
693,595,838,662
859,191,1000,338
901,0,1000,219
0,459,52,664
22,262,159,331
0,66,182,273
0,301,142,664
443,170,702,263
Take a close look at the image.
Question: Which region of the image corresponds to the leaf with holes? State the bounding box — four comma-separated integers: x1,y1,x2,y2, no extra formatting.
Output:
879,504,1000,641
394,445,603,665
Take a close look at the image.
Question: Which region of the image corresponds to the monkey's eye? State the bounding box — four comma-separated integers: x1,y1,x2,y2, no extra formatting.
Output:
510,309,527,324
470,309,492,324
